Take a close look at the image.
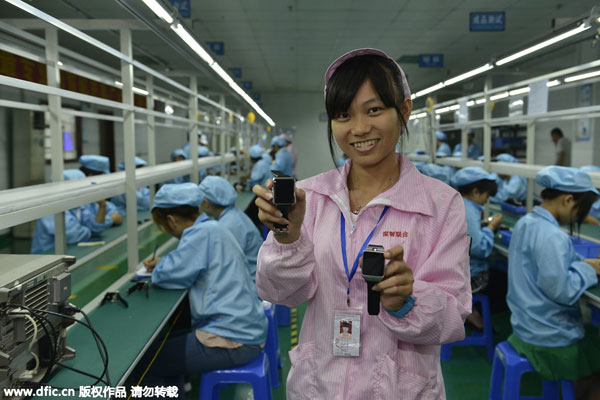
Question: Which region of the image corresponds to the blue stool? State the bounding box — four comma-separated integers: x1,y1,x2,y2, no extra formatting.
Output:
263,301,281,388
199,352,272,400
275,305,291,326
489,341,574,400
441,293,494,361
591,305,600,325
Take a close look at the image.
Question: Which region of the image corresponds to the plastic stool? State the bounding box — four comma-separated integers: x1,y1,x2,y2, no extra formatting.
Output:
591,305,600,325
262,301,281,388
489,341,575,400
441,293,494,361
199,352,272,400
275,305,291,326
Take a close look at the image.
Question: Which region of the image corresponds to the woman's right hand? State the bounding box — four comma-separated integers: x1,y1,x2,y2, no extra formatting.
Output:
253,179,306,244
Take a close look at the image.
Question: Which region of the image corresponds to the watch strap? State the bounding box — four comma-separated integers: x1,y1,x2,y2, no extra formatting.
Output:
273,206,289,230
367,281,380,315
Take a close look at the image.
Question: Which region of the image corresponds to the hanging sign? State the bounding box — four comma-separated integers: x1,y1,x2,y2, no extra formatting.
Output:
470,12,505,31
169,0,190,18
206,41,224,55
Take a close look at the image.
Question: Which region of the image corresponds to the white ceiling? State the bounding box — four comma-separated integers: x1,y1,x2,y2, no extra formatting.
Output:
0,0,598,113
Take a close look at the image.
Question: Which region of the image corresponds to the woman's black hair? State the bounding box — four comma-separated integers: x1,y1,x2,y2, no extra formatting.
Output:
540,188,598,233
325,55,409,167
151,205,200,232
458,179,498,197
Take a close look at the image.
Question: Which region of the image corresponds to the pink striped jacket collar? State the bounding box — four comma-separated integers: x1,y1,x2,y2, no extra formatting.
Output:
300,154,436,217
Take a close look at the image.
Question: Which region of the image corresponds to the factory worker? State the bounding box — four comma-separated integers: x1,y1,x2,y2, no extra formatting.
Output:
182,130,213,159
270,136,294,176
452,131,481,159
435,131,451,157
580,165,600,225
244,145,273,232
421,163,451,185
199,176,262,283
507,166,600,395
31,169,91,254
111,157,150,215
253,48,471,398
451,167,501,329
248,145,272,189
490,153,527,204
78,155,123,231
280,133,298,175
142,183,267,397
168,149,190,184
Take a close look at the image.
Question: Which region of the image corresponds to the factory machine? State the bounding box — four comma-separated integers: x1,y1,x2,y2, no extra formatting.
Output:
0,255,76,397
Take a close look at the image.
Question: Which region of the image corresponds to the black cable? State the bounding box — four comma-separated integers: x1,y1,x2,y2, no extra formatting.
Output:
7,311,64,388
76,308,112,387
6,305,110,387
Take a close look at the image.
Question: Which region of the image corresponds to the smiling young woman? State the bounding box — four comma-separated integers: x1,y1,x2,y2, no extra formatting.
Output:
252,48,471,399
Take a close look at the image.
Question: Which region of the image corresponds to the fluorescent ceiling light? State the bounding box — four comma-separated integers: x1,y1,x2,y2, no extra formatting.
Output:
509,87,530,96
435,106,452,114
444,64,494,86
409,112,427,120
415,82,445,98
57,61,63,66
564,70,600,82
168,22,276,126
410,93,416,100
546,79,561,87
475,98,486,104
449,104,460,111
211,62,235,86
496,23,590,66
170,23,214,65
466,100,475,107
133,87,149,96
115,80,148,95
141,0,173,24
490,92,509,101
510,99,524,107
164,104,174,114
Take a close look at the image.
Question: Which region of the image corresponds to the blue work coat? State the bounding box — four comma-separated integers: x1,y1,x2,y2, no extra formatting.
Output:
464,199,494,277
250,155,273,189
112,187,151,215
218,206,263,284
271,148,294,177
152,214,267,345
31,208,91,253
507,206,598,346
81,201,120,234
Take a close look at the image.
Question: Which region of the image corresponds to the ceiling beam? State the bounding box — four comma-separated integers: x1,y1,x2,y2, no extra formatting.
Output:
0,18,148,30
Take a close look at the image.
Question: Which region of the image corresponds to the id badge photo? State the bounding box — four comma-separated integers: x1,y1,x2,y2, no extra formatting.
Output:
333,308,362,357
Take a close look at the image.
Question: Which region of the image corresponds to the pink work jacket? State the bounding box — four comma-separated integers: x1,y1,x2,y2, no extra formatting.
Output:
257,155,471,400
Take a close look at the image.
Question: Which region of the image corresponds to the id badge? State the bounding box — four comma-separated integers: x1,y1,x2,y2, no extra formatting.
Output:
333,309,361,357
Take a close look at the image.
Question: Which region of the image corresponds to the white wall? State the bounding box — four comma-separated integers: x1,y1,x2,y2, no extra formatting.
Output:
261,91,330,181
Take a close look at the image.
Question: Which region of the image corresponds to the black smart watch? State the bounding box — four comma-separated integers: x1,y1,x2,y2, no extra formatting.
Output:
271,170,296,229
361,244,386,315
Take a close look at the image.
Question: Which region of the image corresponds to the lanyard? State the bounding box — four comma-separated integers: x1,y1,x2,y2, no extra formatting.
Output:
340,206,390,306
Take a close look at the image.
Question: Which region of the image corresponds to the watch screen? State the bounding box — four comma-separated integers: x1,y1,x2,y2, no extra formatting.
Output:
362,250,385,277
273,178,295,204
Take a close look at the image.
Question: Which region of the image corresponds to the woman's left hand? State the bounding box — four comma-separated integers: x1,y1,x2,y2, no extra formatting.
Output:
371,245,414,312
